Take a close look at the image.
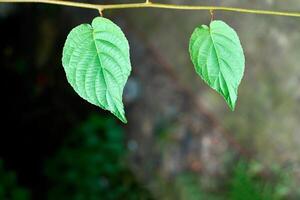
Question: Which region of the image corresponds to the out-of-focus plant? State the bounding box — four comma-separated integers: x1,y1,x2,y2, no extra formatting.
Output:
0,159,31,200
155,160,289,200
249,161,300,199
46,115,152,200
229,161,278,200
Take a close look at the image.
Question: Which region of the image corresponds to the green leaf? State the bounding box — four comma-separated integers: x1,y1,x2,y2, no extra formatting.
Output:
189,20,245,110
62,17,131,123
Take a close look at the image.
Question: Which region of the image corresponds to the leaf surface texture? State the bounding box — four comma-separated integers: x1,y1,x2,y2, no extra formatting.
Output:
62,17,131,123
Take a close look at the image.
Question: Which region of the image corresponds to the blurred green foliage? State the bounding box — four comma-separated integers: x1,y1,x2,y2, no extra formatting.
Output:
46,115,152,200
229,161,277,200
0,159,31,200
156,160,285,200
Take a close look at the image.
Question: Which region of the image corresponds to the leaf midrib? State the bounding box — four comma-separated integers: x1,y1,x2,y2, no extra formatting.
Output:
92,29,123,111
92,30,110,109
209,28,233,107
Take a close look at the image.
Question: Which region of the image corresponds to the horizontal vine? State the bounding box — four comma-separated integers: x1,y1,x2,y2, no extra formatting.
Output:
0,0,300,17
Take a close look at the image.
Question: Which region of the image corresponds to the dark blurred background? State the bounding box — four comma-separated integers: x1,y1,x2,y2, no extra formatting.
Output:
0,0,300,199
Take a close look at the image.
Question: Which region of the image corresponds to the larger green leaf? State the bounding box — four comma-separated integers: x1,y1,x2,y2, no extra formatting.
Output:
189,20,245,110
62,17,131,123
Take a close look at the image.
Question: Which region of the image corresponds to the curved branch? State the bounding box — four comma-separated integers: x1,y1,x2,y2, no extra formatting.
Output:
0,0,97,9
0,0,300,17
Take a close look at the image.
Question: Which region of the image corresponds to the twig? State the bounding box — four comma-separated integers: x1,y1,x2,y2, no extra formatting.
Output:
0,0,300,18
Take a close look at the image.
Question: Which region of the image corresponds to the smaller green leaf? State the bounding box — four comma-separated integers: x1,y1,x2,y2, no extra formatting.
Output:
189,20,245,110
62,17,132,123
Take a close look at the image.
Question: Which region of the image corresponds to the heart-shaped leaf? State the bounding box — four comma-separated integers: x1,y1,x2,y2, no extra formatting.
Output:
62,17,131,123
189,20,245,110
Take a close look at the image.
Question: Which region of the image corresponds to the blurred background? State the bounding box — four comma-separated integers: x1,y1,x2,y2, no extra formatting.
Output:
0,0,300,199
